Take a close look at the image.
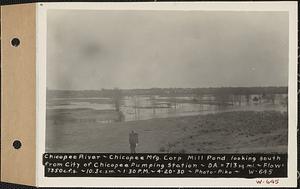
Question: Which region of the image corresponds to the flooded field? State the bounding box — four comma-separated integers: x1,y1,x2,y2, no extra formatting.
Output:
47,94,287,123
46,91,288,153
46,110,288,153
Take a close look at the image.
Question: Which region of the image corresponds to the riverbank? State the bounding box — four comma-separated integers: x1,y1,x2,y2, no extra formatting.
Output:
46,111,288,153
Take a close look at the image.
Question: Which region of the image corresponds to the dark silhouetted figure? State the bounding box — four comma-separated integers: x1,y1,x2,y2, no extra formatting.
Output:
129,130,139,153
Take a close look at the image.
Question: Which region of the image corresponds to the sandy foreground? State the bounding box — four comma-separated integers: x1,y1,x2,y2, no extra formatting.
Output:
46,111,288,153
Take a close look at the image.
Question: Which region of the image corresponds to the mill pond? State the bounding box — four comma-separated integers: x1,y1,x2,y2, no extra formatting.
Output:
46,87,288,153
47,88,287,124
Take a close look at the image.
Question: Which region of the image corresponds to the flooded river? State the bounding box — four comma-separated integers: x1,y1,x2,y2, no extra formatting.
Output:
47,94,287,122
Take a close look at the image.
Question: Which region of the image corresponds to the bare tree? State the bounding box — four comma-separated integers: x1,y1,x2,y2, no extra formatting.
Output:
112,88,124,122
112,88,122,111
150,95,156,115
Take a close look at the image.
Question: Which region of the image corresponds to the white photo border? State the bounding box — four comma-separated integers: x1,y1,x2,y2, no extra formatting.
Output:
36,2,298,187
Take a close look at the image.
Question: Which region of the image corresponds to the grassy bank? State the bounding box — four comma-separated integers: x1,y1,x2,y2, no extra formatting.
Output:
46,111,288,153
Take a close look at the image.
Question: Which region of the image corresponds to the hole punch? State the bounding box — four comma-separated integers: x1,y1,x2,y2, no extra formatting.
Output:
13,140,22,149
11,37,20,47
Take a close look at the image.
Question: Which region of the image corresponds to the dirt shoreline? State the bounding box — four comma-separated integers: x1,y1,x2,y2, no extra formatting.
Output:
46,111,288,153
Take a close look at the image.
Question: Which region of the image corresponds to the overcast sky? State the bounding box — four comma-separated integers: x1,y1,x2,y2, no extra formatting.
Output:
47,10,288,90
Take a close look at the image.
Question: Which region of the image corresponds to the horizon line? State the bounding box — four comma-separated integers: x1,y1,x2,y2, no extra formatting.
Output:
47,86,288,91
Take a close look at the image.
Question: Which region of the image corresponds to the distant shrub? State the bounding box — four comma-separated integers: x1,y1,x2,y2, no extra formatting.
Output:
159,146,166,152
179,148,186,154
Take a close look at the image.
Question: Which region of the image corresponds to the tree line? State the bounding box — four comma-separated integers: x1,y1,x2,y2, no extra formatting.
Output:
47,86,288,99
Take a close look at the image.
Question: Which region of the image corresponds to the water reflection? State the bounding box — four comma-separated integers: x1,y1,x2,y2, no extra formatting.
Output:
47,94,288,122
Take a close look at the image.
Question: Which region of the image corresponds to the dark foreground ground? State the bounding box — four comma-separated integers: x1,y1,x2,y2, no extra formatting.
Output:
46,111,288,153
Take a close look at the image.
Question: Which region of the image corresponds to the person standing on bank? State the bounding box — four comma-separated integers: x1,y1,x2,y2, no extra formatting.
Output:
129,130,139,153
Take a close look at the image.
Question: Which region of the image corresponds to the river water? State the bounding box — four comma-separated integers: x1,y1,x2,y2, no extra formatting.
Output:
47,94,288,122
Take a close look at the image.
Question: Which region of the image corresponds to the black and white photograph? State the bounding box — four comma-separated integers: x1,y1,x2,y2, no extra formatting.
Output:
45,9,289,155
